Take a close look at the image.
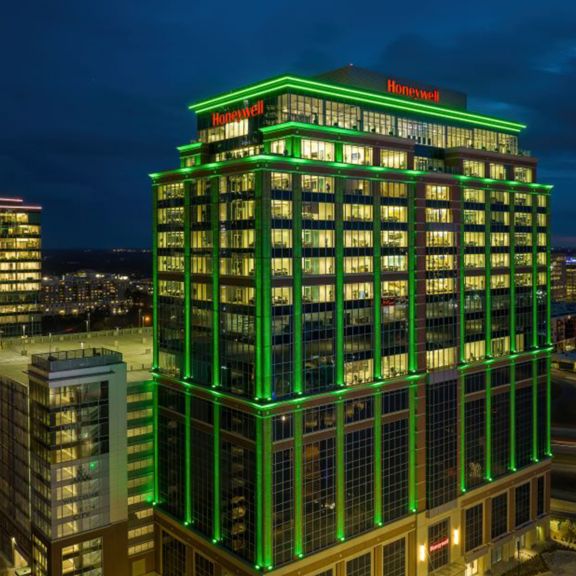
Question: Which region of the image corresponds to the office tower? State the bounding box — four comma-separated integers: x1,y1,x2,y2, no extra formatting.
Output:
152,66,552,576
0,196,42,337
550,252,567,302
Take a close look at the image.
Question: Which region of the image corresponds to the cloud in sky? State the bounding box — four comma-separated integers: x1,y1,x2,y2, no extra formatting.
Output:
0,0,574,247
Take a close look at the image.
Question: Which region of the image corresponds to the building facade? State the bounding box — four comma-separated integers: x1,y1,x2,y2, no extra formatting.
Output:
550,252,567,302
0,196,42,337
152,67,552,576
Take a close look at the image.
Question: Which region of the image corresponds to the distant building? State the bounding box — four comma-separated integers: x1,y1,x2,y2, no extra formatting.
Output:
0,196,42,337
551,252,568,302
0,331,155,576
41,271,132,315
566,258,576,302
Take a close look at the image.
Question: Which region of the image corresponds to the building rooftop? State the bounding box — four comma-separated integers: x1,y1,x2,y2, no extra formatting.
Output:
31,347,123,372
0,328,152,383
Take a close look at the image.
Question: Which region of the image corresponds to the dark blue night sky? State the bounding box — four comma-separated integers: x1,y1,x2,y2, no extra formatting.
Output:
1,0,574,248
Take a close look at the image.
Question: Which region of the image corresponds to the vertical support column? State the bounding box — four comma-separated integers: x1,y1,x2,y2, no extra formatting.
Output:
255,171,272,400
152,184,159,370
185,390,192,525
336,399,345,540
257,415,273,569
408,183,417,373
546,195,552,346
532,195,539,349
485,367,492,481
373,180,382,380
335,178,345,386
510,362,517,471
374,391,382,525
184,181,192,379
532,357,539,462
293,175,303,395
153,378,159,503
409,382,417,512
459,372,466,493
510,196,516,353
210,177,220,389
294,410,304,557
262,172,273,400
459,186,466,364
546,353,552,456
485,191,492,357
212,401,221,542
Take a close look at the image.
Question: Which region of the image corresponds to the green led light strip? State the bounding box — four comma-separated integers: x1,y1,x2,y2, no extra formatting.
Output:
408,184,417,373
510,200,517,353
262,416,273,568
213,402,221,542
459,192,465,364
261,172,273,400
532,357,539,462
152,185,159,370
189,76,525,132
373,181,382,380
336,400,345,540
408,383,417,512
510,362,517,471
485,367,492,481
185,391,192,524
150,154,553,193
546,353,552,456
546,200,552,346
460,373,466,493
177,142,203,152
256,418,264,567
374,391,383,524
211,177,221,389
335,180,344,387
485,199,492,358
292,177,303,395
153,380,159,502
532,201,539,349
184,183,192,378
294,410,304,557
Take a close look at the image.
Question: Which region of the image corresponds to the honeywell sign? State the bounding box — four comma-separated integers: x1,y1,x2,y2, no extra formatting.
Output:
387,79,440,103
212,100,265,127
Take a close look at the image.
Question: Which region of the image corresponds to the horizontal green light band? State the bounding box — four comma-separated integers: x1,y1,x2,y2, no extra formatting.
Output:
152,370,427,412
177,142,202,152
189,76,525,132
149,154,553,191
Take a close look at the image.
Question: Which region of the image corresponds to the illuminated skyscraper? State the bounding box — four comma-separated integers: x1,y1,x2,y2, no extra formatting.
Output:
152,66,552,576
0,196,41,337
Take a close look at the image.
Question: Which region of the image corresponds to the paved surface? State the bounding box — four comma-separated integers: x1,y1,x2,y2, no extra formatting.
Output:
543,550,576,575
0,328,152,384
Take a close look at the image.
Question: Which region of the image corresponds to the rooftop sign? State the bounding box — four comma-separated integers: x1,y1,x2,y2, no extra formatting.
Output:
211,100,264,127
387,79,440,103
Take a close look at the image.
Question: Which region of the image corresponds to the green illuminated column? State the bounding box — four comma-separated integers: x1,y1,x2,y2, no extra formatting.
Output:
510,362,516,471
408,183,417,373
546,353,552,456
335,179,345,386
532,198,538,348
263,416,273,568
255,171,272,400
293,175,303,395
460,373,466,492
185,390,192,524
153,378,159,502
374,391,382,524
459,187,466,364
210,177,220,388
373,181,382,380
510,197,517,352
409,383,417,512
256,420,264,567
532,357,538,462
213,402,221,542
485,367,492,481
335,142,343,163
294,410,304,557
546,196,552,346
336,400,345,539
152,185,159,370
184,181,192,379
485,192,492,357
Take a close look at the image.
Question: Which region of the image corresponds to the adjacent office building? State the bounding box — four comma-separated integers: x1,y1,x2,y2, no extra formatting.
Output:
0,196,42,337
151,67,552,576
0,333,155,576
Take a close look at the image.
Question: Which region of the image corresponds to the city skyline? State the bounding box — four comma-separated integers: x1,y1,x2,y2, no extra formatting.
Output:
0,0,574,249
